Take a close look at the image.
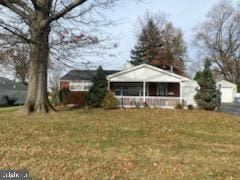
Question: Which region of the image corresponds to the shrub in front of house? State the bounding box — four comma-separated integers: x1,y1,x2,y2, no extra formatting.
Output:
101,91,118,109
3,95,17,106
58,88,71,105
85,66,107,107
187,104,194,110
175,103,183,109
194,60,221,111
237,82,240,93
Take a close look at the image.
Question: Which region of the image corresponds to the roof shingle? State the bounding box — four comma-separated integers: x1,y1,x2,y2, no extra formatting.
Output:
60,70,119,81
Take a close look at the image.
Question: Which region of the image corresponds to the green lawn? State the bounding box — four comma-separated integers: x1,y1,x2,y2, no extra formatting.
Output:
0,107,240,179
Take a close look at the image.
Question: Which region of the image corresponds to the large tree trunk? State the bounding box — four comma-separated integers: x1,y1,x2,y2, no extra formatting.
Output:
24,24,50,114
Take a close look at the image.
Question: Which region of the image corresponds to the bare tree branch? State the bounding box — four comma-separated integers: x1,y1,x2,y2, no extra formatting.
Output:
0,0,31,20
47,0,88,24
0,20,30,43
194,1,240,83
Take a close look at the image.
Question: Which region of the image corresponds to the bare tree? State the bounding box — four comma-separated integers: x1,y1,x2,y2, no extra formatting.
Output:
0,0,120,114
0,44,29,83
194,0,240,83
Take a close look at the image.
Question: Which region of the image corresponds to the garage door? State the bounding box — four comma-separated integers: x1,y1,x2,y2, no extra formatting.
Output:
221,88,233,103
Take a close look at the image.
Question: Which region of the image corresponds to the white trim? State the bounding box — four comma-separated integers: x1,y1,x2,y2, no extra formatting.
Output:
115,96,182,99
115,96,181,108
107,64,189,81
180,81,182,103
143,81,146,103
107,81,110,91
216,80,237,88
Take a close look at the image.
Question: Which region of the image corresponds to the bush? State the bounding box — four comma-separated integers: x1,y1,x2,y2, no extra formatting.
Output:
194,60,220,111
3,95,17,106
175,103,183,109
85,66,107,107
58,88,70,105
187,104,194,110
101,91,118,109
237,82,240,93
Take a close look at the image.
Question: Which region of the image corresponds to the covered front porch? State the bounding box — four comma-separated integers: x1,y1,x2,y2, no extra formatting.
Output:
108,82,182,108
106,64,192,108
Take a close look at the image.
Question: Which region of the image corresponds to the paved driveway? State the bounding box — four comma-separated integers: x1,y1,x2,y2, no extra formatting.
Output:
219,103,240,116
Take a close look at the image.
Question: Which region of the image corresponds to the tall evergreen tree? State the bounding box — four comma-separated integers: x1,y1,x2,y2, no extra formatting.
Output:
130,18,162,66
85,66,107,107
129,14,187,75
194,60,221,110
194,71,202,82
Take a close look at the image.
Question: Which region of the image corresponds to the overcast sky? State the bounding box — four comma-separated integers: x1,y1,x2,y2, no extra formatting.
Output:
0,0,237,78
82,0,222,70
81,0,226,72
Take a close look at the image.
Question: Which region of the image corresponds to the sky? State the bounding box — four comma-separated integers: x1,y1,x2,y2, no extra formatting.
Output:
81,0,222,72
0,0,236,78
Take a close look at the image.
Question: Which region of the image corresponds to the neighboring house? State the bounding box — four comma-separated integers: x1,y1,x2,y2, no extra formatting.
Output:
107,64,199,108
0,77,27,105
216,80,237,103
60,70,119,104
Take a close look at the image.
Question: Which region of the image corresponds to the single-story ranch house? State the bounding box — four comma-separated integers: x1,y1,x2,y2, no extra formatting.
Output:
60,64,237,108
107,64,198,108
0,77,27,105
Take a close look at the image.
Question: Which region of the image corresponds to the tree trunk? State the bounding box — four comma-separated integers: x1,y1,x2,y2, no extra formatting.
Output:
24,25,50,114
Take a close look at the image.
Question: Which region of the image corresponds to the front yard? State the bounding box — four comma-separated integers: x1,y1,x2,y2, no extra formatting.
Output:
0,108,239,179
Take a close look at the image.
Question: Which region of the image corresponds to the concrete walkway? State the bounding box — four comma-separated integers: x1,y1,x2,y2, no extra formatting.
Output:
219,103,240,116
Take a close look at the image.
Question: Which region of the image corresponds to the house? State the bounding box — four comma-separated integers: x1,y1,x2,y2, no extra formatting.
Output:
60,69,119,104
107,64,199,108
60,64,238,108
216,80,237,103
0,77,27,105
60,64,199,107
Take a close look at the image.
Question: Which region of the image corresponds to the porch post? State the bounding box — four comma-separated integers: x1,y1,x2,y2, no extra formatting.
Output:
143,81,146,106
107,81,110,91
179,81,183,105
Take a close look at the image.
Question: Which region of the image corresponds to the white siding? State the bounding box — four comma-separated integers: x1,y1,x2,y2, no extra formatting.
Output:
182,80,199,107
216,80,237,103
109,66,182,83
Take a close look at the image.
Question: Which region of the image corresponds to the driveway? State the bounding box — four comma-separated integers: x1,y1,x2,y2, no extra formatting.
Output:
219,103,240,116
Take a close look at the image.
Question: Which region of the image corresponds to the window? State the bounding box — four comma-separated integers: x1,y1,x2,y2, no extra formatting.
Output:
69,81,93,91
122,89,141,96
112,83,144,97
113,87,143,96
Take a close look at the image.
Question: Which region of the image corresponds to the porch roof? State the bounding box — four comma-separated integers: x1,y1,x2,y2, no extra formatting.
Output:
107,64,190,83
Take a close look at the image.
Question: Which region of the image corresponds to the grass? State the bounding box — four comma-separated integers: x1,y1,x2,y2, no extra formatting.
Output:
0,107,240,179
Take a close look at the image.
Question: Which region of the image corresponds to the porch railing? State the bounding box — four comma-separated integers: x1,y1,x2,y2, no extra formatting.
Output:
115,96,182,108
